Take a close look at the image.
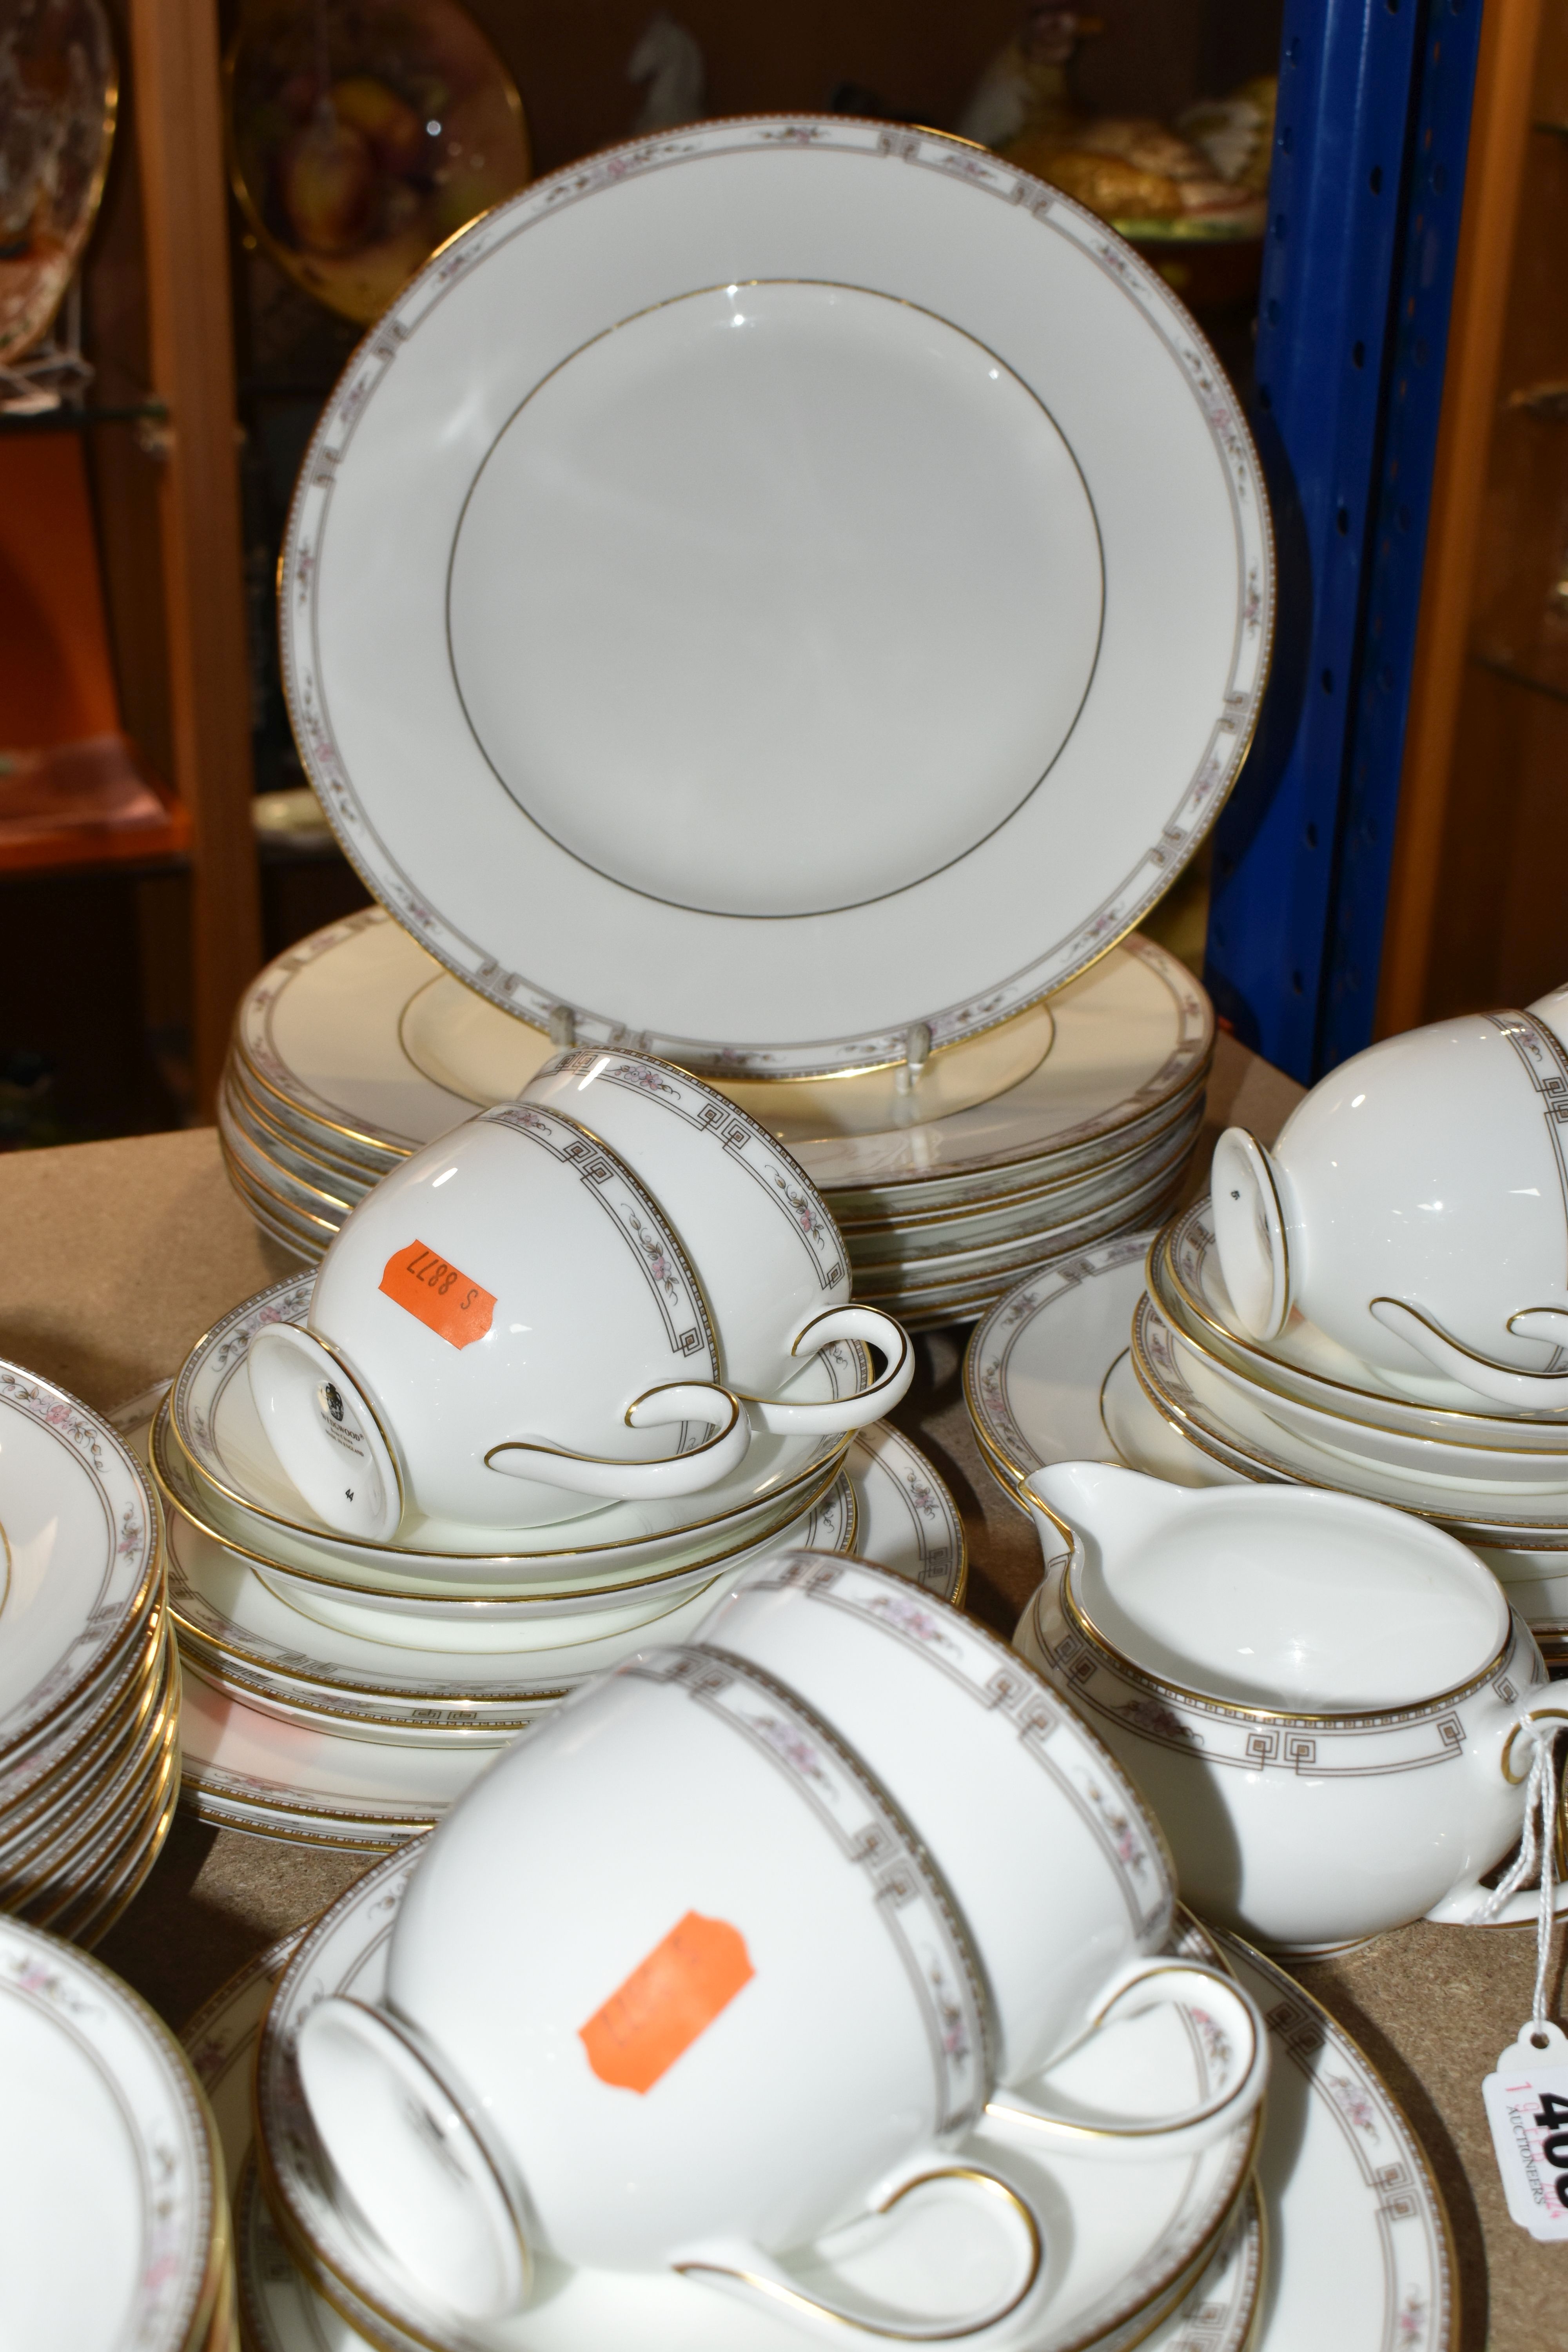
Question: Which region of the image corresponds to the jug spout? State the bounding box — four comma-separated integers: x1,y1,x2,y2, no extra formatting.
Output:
1024,1460,1189,1573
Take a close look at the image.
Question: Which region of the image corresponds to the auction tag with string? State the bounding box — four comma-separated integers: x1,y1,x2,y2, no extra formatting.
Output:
1485,2021,1568,2240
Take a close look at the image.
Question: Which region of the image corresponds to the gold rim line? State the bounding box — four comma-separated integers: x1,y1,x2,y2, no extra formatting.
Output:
822,1033,1215,1201
0,1624,173,1869
153,1396,848,1606
673,2160,1043,2341
219,1103,359,1220
233,946,1210,1203
3,1638,178,1887
835,1097,1206,1238
164,1272,862,1557
223,1058,388,1189
846,1126,1202,1270
1052,1518,1520,1730
0,1525,167,1773
1219,1929,1459,2350
221,7,531,333
156,1338,856,1574
1132,1294,1568,1541
1151,1213,1568,1460
17,1710,180,1932
1154,1201,1568,1439
853,1174,1192,1300
0,1600,170,1834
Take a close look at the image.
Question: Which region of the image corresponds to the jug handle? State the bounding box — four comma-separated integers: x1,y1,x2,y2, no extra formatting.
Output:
1425,1702,1568,1926
486,1383,751,1498
674,2163,1042,2342
1370,1299,1568,1411
743,1308,915,1436
982,1961,1267,2162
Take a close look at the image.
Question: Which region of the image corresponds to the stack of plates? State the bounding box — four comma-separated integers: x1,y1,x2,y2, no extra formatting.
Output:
224,113,1261,1327
133,1279,965,1850
220,910,1212,1326
963,1212,1568,1653
1,1360,177,1946
185,1875,1456,2352
3,1911,236,2351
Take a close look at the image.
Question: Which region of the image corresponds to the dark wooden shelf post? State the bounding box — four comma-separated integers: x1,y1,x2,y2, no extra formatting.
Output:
128,0,261,1113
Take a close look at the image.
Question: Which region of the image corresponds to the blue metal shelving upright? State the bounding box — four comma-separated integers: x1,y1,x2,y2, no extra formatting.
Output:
1203,0,1486,1082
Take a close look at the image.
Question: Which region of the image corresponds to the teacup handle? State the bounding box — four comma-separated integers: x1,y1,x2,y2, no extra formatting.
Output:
247,1325,404,1541
673,2161,1043,2342
744,1308,915,1436
485,1382,752,1498
982,1960,1267,2162
1369,1298,1568,1410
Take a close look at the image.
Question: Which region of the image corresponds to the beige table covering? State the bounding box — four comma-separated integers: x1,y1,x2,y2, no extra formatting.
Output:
0,1031,1550,2346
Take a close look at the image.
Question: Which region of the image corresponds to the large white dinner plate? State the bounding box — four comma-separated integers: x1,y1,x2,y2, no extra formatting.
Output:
0,1913,216,2352
0,1361,162,1762
283,118,1270,1076
228,915,1210,1205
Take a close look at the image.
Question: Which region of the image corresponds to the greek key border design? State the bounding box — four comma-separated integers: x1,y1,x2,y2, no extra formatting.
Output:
735,1553,1169,1937
482,1102,719,1377
538,1049,844,1291
624,1644,990,2134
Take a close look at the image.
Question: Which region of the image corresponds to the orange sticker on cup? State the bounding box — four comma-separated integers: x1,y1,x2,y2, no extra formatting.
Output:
379,1241,495,1349
579,1912,754,2094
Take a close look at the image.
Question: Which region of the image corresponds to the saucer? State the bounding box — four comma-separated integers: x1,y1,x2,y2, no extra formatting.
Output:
184,1926,1453,2352
185,1935,1260,2352
253,1853,1256,2352
163,1276,858,1581
1,1912,220,2352
1154,1200,1568,1446
1133,1296,1568,1546
172,1422,964,1840
0,1361,163,1760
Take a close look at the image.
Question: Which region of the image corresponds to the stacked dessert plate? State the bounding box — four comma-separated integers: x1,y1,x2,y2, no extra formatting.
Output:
5,1913,238,2352
129,1282,964,1848
183,1880,1454,2351
963,1212,1568,1652
1,1361,178,1946
221,911,1213,1325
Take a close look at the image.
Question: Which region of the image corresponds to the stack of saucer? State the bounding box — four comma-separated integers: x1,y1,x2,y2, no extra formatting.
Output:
2,1911,236,2350
962,1210,1568,1655
220,910,1212,1325
232,1550,1277,2352
137,1280,964,1848
189,1908,1455,2352
0,1361,178,1946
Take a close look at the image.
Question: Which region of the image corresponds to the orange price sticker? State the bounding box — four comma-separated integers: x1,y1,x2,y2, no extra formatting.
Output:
579,1911,755,2094
379,1241,495,1350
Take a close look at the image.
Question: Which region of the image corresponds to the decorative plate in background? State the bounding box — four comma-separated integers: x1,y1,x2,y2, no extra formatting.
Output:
225,0,529,326
0,0,116,366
